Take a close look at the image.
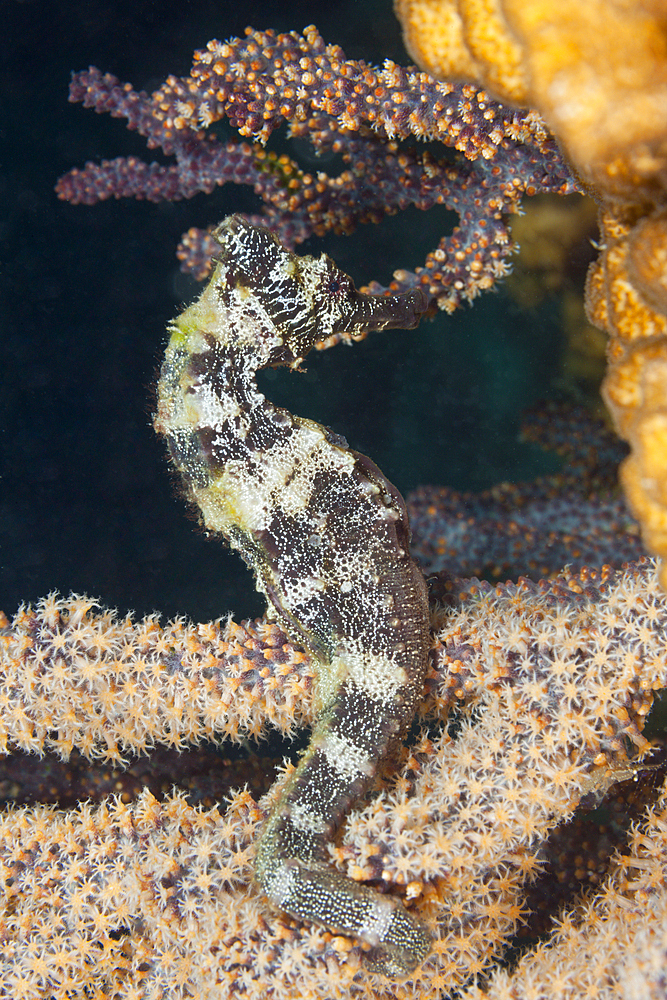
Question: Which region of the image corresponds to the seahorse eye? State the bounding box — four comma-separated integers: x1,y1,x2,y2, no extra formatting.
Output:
328,277,342,294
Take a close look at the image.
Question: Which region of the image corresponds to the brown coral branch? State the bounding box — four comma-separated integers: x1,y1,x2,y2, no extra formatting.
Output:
0,558,665,997
462,774,667,1000
56,26,576,310
0,595,315,762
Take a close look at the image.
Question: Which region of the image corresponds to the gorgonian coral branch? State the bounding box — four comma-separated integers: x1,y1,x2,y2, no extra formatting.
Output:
55,26,577,309
0,557,665,997
408,402,644,579
461,778,667,1000
0,595,315,761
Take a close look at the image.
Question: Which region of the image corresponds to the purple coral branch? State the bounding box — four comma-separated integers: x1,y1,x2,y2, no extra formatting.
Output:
408,403,643,579
56,26,579,309
151,25,551,155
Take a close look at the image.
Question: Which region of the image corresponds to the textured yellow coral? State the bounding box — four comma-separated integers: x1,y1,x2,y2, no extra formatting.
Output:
395,0,667,195
502,0,667,198
395,0,667,590
587,204,667,590
395,0,527,103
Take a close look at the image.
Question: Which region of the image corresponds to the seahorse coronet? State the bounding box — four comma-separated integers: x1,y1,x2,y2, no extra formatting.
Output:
154,214,432,975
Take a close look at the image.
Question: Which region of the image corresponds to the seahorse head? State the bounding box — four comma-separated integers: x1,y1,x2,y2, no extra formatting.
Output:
210,215,427,367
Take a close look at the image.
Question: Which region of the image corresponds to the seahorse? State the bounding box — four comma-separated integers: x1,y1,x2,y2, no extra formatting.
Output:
154,215,431,975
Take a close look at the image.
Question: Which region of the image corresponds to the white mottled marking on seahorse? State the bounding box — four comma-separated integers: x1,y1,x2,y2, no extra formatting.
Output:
317,731,375,779
154,214,431,975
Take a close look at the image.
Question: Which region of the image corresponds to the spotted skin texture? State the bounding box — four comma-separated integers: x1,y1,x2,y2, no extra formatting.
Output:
154,216,431,974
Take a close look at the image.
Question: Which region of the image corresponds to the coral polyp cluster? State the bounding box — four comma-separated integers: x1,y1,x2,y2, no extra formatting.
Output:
1,555,666,997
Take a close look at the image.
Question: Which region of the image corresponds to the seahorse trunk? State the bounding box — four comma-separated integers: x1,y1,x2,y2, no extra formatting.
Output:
155,215,431,975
